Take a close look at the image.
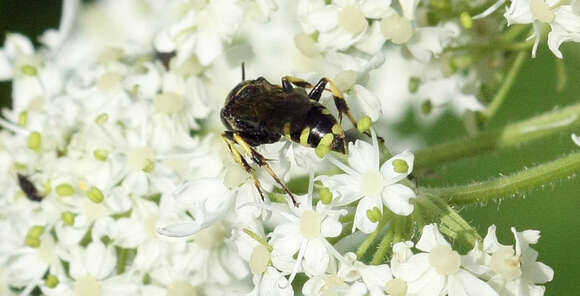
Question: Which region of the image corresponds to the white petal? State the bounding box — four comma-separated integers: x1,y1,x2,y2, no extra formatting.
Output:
572,133,580,146
548,6,580,59
157,222,202,237
416,224,450,252
85,241,116,280
504,0,536,25
400,0,419,20
380,150,415,184
525,261,554,284
359,264,392,289
153,30,176,52
196,29,223,66
0,51,12,80
360,0,392,18
321,213,343,238
353,84,382,121
353,197,382,233
316,174,362,206
381,184,415,216
448,269,498,296
134,240,161,271
348,139,379,173
4,33,35,56
407,25,459,63
483,225,507,253
114,218,146,248
306,6,339,32
303,239,330,276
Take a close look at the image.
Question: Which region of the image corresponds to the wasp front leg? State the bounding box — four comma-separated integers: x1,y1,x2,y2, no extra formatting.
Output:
224,131,298,206
221,133,266,201
308,78,358,127
281,76,314,91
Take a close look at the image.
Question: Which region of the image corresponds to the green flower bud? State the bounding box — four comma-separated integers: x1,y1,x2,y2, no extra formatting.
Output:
87,186,104,203
357,116,372,133
93,149,109,161
143,159,155,173
56,184,75,196
61,211,76,226
95,113,109,125
421,100,433,115
319,187,333,204
45,274,59,288
393,159,410,173
21,64,38,76
366,207,382,222
408,77,421,94
460,12,473,29
27,131,42,153
25,236,41,248
18,111,28,126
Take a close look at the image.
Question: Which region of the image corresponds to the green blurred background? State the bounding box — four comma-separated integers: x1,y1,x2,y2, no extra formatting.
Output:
1,0,578,294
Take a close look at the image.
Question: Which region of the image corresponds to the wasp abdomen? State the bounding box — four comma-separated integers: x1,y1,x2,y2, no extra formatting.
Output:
287,104,346,154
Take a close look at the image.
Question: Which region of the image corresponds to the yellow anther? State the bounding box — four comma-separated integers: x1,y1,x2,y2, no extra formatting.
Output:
284,122,292,140
331,123,343,135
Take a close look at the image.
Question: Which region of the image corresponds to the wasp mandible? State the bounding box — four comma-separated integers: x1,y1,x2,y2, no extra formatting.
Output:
220,65,364,206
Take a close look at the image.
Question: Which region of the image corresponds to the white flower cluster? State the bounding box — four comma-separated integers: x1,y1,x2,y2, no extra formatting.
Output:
475,0,580,58
0,0,556,295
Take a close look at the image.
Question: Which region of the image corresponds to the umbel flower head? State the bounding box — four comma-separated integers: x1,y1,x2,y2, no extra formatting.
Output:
0,0,563,295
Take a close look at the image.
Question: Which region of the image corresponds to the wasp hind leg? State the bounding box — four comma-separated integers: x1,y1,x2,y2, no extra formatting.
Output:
221,134,266,202
223,131,298,207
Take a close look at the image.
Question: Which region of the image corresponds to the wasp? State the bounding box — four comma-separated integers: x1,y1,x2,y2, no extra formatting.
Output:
220,65,364,206
17,174,43,202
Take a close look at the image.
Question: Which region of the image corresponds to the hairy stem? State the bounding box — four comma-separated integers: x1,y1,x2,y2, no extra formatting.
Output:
424,151,580,205
415,103,580,168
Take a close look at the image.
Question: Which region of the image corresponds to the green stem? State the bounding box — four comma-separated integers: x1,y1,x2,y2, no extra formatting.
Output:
424,151,580,205
415,103,580,169
447,40,534,52
116,248,129,274
355,212,388,259
371,229,394,265
481,51,528,122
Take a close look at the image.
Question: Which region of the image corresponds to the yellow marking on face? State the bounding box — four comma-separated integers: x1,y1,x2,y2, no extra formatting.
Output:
318,133,334,147
321,108,332,115
331,123,343,135
283,122,292,140
300,127,311,146
235,84,249,97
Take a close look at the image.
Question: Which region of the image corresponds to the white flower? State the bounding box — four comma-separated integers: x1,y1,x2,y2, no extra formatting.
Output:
298,0,392,52
572,133,580,146
399,224,499,296
478,0,580,58
317,130,415,233
464,225,554,296
154,0,245,66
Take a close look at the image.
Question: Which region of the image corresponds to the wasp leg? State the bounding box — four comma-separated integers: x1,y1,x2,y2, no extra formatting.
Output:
281,76,314,91
221,133,266,202
227,132,298,207
307,78,358,127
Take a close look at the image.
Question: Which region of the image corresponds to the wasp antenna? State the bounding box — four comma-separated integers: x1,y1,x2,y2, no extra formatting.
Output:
241,62,246,81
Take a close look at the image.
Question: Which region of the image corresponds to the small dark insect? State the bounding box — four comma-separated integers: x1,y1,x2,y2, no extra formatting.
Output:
220,64,363,206
17,174,43,202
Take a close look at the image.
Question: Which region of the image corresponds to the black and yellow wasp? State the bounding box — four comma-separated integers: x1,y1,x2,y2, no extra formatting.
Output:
220,65,363,206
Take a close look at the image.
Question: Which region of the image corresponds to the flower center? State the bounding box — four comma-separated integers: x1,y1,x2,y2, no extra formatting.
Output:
429,245,461,275
145,215,159,239
385,279,408,296
360,170,384,197
97,72,122,91
300,210,322,240
250,245,271,274
295,33,319,57
530,0,554,23
155,92,184,114
167,280,197,296
194,223,226,249
490,246,522,280
338,6,367,34
381,14,413,44
321,274,346,296
75,276,101,296
127,147,155,171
